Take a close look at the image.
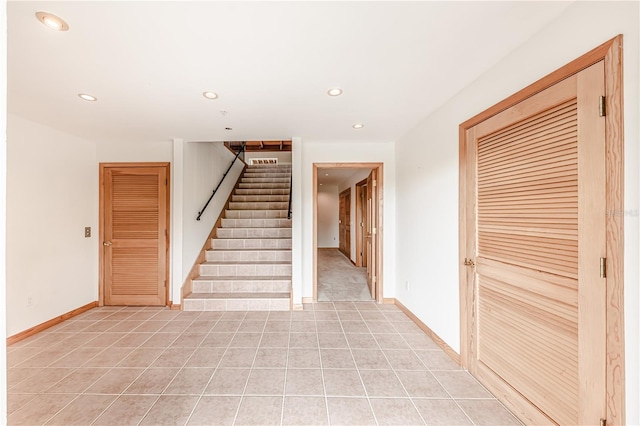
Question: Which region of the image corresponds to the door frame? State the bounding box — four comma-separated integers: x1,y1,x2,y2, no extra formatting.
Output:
99,162,171,307
459,36,624,424
313,163,384,302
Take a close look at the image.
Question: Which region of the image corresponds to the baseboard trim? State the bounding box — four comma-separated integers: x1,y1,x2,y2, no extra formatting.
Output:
382,298,395,304
302,297,314,304
169,303,181,311
7,301,99,346
392,298,461,365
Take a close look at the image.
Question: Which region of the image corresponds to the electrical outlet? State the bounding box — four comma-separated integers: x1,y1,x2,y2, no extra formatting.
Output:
26,296,33,307
85,227,91,238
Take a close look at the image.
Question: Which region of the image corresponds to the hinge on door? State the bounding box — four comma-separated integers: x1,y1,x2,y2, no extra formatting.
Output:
372,228,377,235
600,257,607,278
600,418,606,426
599,96,606,117
373,180,377,187
165,178,168,185
164,280,167,288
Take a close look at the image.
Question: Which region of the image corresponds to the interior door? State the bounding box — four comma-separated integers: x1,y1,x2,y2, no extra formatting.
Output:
338,189,351,258
464,62,606,424
101,164,169,306
355,180,367,267
365,170,377,297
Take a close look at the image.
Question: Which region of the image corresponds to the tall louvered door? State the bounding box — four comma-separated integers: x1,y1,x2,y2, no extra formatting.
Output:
101,164,169,306
465,61,606,425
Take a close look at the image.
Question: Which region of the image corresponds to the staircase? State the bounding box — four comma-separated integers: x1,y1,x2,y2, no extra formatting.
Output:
183,164,292,311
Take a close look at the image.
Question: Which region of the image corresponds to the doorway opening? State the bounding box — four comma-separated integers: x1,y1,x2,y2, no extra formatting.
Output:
313,163,383,302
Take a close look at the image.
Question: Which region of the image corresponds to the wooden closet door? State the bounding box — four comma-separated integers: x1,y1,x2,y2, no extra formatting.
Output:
101,164,169,306
465,62,606,425
365,170,377,297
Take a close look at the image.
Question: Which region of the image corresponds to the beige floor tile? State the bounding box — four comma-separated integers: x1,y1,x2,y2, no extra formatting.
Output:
374,333,410,349
85,368,144,394
370,398,425,425
92,395,158,425
188,396,241,425
7,367,42,388
287,348,321,369
456,399,523,425
318,333,349,349
315,320,342,332
326,397,376,426
322,369,365,397
159,320,194,333
285,369,324,396
140,332,180,347
8,393,76,426
237,320,267,333
185,347,226,367
82,347,134,367
163,367,215,394
7,394,36,415
259,332,289,348
282,396,328,426
253,347,288,368
345,333,378,349
402,333,440,350
229,332,262,348
171,332,208,347
396,370,449,398
139,395,199,425
412,399,472,425
111,332,154,348
205,369,250,395
44,394,116,425
320,348,356,369
234,396,282,425
383,349,427,370
431,370,493,398
83,332,127,348
366,321,397,333
118,347,165,368
290,320,317,332
49,347,104,368
219,348,258,368
340,321,369,333
359,370,408,397
44,367,108,393
124,367,179,394
9,368,73,394
264,320,291,333
151,347,196,368
201,332,235,347
244,369,286,395
314,311,339,321
351,349,391,370
415,350,462,370
359,310,387,321
289,332,319,349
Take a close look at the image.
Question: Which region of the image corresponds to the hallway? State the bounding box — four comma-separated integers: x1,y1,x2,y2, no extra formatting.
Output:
317,249,371,302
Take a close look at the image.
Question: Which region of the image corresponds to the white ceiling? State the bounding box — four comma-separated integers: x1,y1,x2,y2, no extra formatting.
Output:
8,1,573,144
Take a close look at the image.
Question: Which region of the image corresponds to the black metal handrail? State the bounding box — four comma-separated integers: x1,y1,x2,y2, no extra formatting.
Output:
197,142,246,221
287,171,293,220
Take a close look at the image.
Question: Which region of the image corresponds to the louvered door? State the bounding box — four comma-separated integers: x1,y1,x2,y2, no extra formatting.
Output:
465,62,606,424
101,164,169,306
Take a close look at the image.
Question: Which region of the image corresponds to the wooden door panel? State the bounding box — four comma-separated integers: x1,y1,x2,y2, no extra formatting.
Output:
467,62,606,425
102,165,168,306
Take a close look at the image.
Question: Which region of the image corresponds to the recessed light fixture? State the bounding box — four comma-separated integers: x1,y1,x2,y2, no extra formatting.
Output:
35,12,69,31
352,123,364,129
78,93,97,102
327,88,343,97
203,91,219,100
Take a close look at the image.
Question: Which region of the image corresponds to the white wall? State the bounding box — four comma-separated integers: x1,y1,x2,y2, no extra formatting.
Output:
180,141,244,283
317,185,339,247
244,151,292,164
295,140,396,304
394,1,639,423
1,1,7,420
6,115,98,336
96,140,172,163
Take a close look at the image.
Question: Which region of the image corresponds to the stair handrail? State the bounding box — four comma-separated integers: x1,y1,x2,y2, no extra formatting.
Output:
197,142,246,221
287,171,292,220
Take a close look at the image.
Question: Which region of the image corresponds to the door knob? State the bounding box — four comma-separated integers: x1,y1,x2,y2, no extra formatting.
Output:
103,241,112,246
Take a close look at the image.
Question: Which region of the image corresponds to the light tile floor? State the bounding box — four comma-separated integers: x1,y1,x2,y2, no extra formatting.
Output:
7,302,521,425
318,249,372,302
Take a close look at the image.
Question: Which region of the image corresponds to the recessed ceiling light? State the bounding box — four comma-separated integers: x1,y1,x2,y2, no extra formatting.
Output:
35,12,69,31
78,93,97,102
352,123,364,129
327,88,343,97
203,91,218,100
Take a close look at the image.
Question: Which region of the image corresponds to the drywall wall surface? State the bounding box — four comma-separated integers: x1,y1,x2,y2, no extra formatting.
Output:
317,185,339,248
96,140,172,163
297,140,396,301
6,114,98,336
394,1,639,422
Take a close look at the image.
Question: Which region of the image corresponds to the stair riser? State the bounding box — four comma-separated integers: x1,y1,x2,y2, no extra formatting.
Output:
242,173,291,179
199,264,292,276
183,298,290,311
247,167,291,172
206,250,291,262
212,238,292,249
232,195,289,203
235,188,289,195
238,183,290,189
241,177,290,183
221,218,291,228
228,202,288,210
193,280,291,293
216,228,292,239
225,210,288,219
